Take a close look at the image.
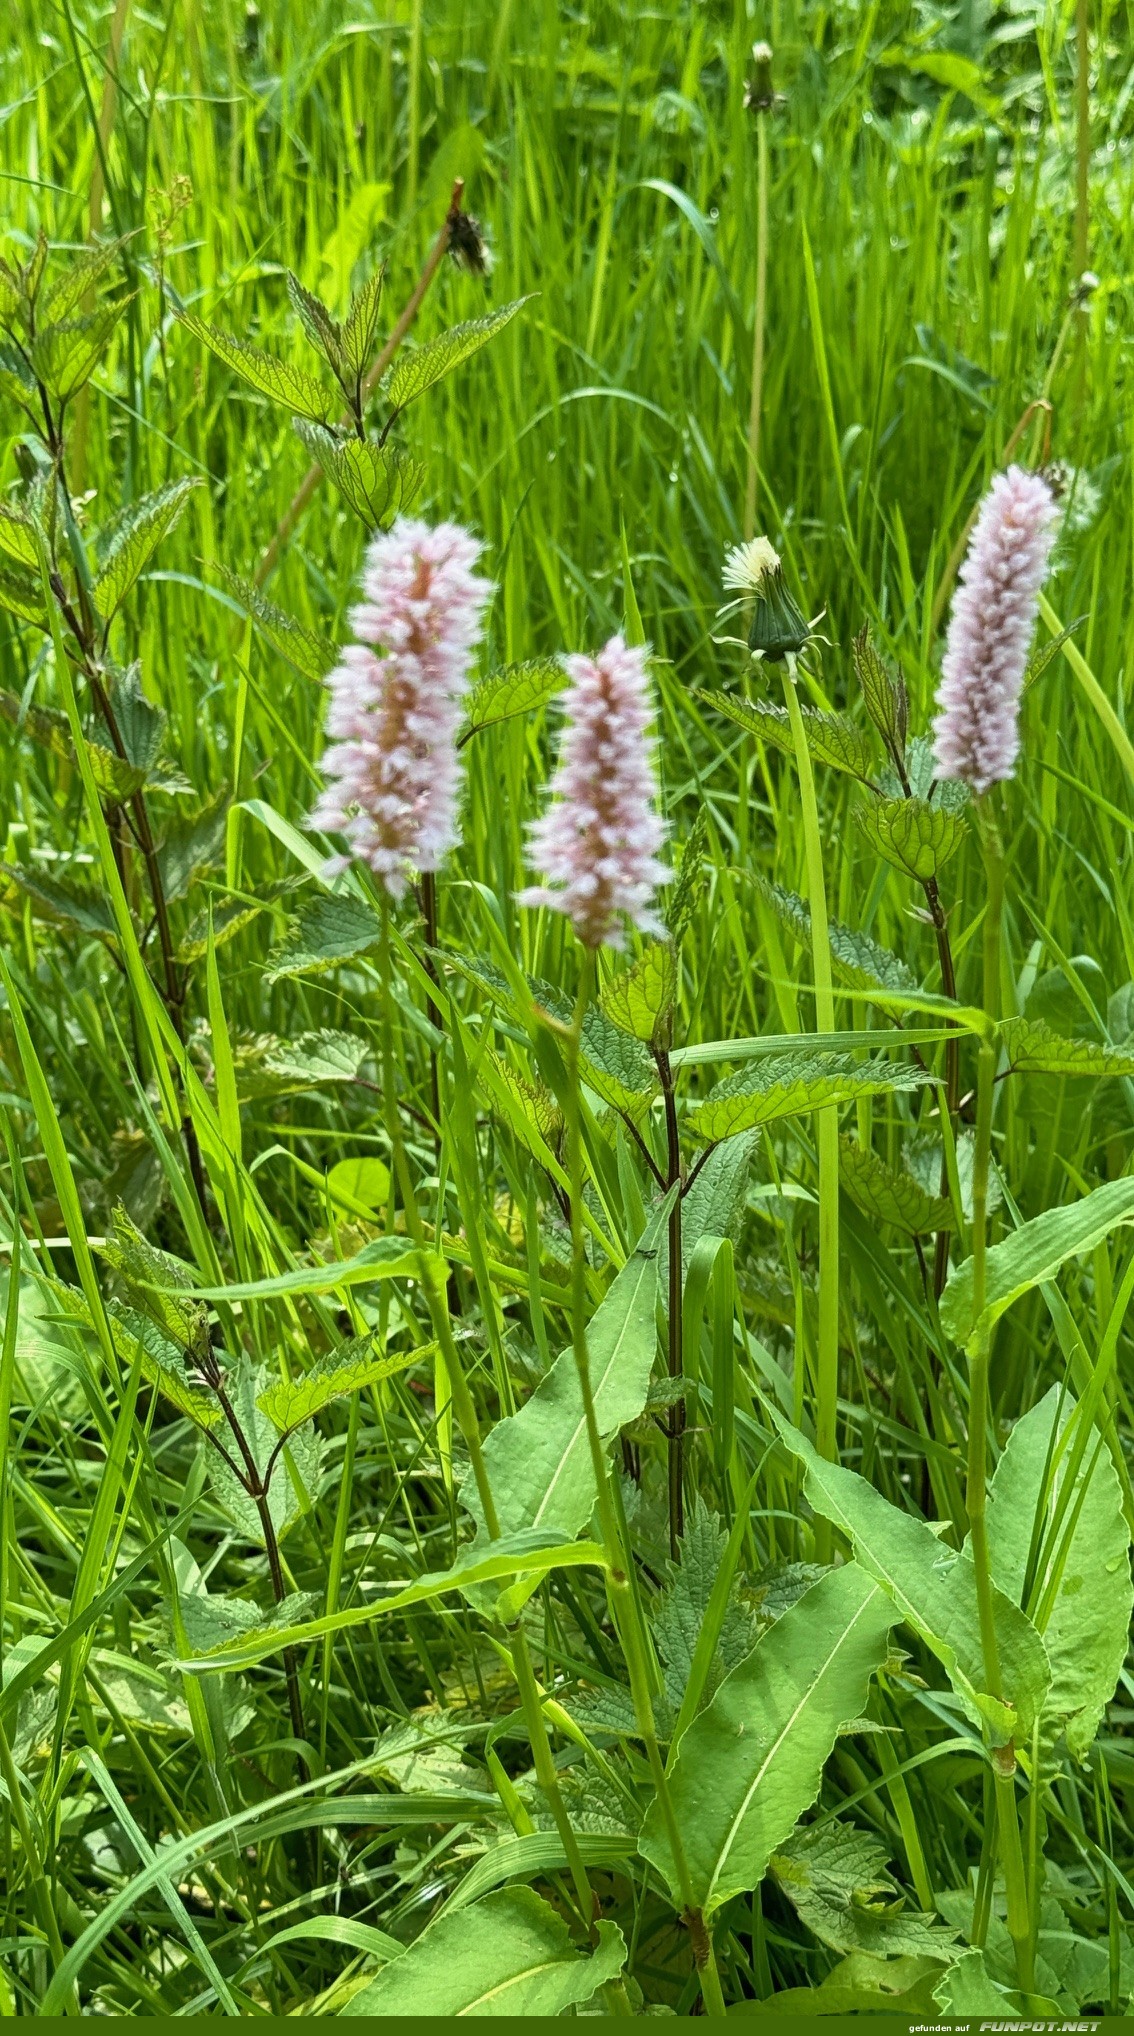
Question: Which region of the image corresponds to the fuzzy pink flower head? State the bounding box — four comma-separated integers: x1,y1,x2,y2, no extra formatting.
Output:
310,517,491,894
931,465,1059,795
517,634,670,949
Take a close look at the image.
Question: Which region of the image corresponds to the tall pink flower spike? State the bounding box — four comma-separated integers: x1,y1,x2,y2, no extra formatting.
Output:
311,517,491,895
518,634,670,949
932,465,1059,795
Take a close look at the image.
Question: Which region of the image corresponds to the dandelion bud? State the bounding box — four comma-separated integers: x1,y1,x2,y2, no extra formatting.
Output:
744,41,776,114
931,466,1058,795
722,536,809,661
310,517,491,895
517,634,670,950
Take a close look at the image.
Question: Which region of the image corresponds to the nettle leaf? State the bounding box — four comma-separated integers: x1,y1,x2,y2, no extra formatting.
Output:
462,657,564,738
940,1176,1134,1348
665,808,711,948
639,1566,896,1915
31,297,132,402
206,1357,322,1543
686,1052,929,1143
177,312,337,422
0,561,46,628
839,1136,954,1237
157,791,228,902
234,1027,369,1100
216,565,337,682
776,1416,1052,1744
0,502,38,569
285,271,344,376
1000,1016,1134,1080
0,692,145,800
340,266,385,382
2,864,116,938
852,627,908,763
40,237,127,325
178,879,300,964
680,1129,759,1269
984,1386,1132,1758
757,876,920,1016
341,1888,625,2019
1026,615,1088,688
771,1820,961,1962
855,794,966,883
256,1337,418,1434
652,1499,759,1718
703,689,878,786
479,1048,562,1159
293,421,425,528
601,942,677,1044
264,891,383,982
384,297,533,411
98,1205,209,1355
93,478,202,622
107,662,168,778
48,1280,221,1427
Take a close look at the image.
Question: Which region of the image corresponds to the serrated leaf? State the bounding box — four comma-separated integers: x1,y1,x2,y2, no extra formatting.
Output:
479,1048,563,1158
601,942,677,1043
31,298,132,402
285,271,344,375
292,421,425,529
235,1027,369,1099
177,312,336,421
342,1888,625,2019
665,808,711,948
2,864,117,938
855,794,966,882
385,297,533,410
157,791,228,902
839,1136,954,1236
756,876,920,1016
97,1205,210,1356
703,689,878,786
1026,615,1088,688
48,1279,221,1427
0,561,46,628
340,266,385,381
852,626,908,762
206,1356,322,1543
652,1499,759,1716
256,1337,419,1433
106,662,167,776
462,657,564,737
0,690,146,799
679,1129,759,1269
686,1052,929,1143
215,564,337,681
177,879,300,964
771,1820,961,1961
40,237,127,324
438,947,655,1109
0,502,38,569
93,478,202,622
940,1176,1134,1347
264,891,383,981
1001,1015,1134,1079
639,1566,896,1914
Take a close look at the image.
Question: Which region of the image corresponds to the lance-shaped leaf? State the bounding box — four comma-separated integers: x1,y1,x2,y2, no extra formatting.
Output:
984,1386,1132,1758
1000,1015,1134,1080
757,876,920,1016
940,1176,1134,1348
0,691,146,800
94,477,202,622
264,891,383,982
770,1820,961,1961
40,237,128,325
839,1136,954,1237
478,1048,562,1163
285,271,344,377
601,942,678,1044
638,1566,896,1914
855,794,966,882
703,688,878,786
48,1282,222,1428
465,1193,675,1544
177,312,336,421
292,421,424,528
462,657,564,739
31,298,132,402
340,265,385,382
2,865,117,939
234,1027,370,1100
385,297,533,411
852,626,908,764
98,1205,209,1355
257,1338,420,1435
216,566,337,682
342,1888,625,2018
774,1416,1051,1742
686,1052,929,1143
665,808,711,949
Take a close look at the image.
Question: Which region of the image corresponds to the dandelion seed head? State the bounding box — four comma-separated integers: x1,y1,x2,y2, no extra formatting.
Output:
722,535,781,594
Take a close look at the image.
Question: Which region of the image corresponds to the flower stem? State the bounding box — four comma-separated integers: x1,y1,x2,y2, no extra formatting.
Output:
743,113,769,544
782,658,839,1557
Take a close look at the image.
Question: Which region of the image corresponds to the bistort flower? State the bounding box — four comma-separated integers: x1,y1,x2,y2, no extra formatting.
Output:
931,465,1058,795
517,634,670,949
310,517,491,894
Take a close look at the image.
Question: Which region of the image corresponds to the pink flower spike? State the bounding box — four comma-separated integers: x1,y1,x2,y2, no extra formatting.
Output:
310,517,491,895
931,465,1059,795
518,634,670,950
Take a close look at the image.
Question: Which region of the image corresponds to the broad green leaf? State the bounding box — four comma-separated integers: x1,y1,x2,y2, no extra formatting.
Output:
774,1417,1051,1742
678,1129,758,1270
0,561,46,628
984,1387,1132,1758
157,791,228,902
703,689,878,785
855,794,966,883
98,1205,209,1356
651,1499,759,1718
257,1338,418,1433
293,421,425,528
442,948,656,1109
464,1193,675,1544
341,1888,625,2018
94,478,202,622
852,626,908,761
206,1357,322,1543
177,879,299,964
756,1954,949,2016
757,876,920,1016
0,502,38,568
462,657,564,737
0,689,146,799
638,1566,896,1913
1000,1015,1134,1080
2,863,117,938
686,1052,929,1142
839,1136,954,1236
325,1156,392,1214
216,565,338,681
32,298,131,402
265,891,383,981
178,312,336,421
40,237,127,324
665,807,711,948
940,1176,1134,1347
234,1027,370,1100
771,1820,961,1961
601,942,677,1043
932,1949,1020,2017
385,298,533,411
478,1049,562,1160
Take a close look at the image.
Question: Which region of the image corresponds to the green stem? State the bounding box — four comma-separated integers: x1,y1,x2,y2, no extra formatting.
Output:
563,950,725,2016
782,659,839,1556
743,112,768,544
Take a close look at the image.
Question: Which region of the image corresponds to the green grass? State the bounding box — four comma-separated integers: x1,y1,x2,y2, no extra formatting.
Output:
1,0,1134,2016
